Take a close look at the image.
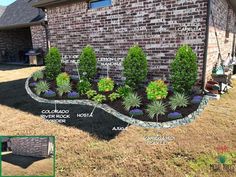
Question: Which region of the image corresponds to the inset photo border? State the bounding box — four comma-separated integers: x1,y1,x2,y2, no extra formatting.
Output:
0,136,55,177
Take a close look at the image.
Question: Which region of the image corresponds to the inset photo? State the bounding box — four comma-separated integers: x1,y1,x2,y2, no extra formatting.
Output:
1,136,55,177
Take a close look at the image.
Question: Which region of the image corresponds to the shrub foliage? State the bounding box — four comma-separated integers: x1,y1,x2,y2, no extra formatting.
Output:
170,45,198,93
56,73,70,87
146,80,168,101
45,47,62,80
123,45,148,88
78,45,97,81
98,77,114,92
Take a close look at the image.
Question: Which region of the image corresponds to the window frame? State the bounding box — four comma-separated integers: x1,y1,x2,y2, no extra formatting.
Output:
89,0,112,9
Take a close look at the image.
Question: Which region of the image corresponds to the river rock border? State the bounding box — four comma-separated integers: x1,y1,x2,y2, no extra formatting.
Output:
25,75,209,129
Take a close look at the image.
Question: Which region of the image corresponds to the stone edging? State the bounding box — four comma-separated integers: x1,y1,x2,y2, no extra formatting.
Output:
25,75,209,129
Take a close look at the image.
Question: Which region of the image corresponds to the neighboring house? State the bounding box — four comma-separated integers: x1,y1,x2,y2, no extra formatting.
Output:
32,0,236,86
0,5,6,16
10,137,53,158
0,0,47,64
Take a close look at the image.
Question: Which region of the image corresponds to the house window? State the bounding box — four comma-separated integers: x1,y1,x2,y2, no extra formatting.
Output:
89,0,112,9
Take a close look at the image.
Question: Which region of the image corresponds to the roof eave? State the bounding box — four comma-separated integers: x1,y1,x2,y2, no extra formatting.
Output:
0,20,44,30
32,0,73,8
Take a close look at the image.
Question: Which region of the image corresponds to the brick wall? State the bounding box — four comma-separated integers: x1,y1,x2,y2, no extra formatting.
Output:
46,0,208,81
206,0,236,80
31,24,47,52
11,138,49,158
0,28,32,62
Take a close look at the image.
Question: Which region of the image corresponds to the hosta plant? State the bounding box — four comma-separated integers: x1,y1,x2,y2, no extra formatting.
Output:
32,71,44,81
169,93,189,110
98,77,114,92
86,90,97,99
43,90,56,98
77,80,92,95
146,80,168,100
108,93,121,102
92,94,106,104
146,101,166,122
116,85,133,98
35,81,50,95
56,72,70,87
57,83,72,97
123,93,141,111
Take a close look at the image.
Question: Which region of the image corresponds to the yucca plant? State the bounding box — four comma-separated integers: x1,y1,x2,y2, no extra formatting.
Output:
169,93,189,110
35,81,49,95
32,71,44,81
146,101,166,122
57,83,72,97
123,93,141,111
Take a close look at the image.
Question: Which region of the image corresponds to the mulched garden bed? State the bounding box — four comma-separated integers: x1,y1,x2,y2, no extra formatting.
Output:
29,77,203,123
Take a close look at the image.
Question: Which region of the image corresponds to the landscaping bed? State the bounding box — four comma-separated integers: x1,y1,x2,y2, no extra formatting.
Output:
27,44,207,124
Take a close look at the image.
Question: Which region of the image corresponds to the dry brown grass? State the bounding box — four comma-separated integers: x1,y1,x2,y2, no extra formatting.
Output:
0,65,235,177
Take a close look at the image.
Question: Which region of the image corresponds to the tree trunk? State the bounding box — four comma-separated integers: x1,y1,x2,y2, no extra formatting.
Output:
156,115,159,122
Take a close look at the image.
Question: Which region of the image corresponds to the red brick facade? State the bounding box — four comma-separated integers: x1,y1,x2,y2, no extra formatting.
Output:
0,28,32,62
206,0,236,80
45,0,208,81
31,24,47,52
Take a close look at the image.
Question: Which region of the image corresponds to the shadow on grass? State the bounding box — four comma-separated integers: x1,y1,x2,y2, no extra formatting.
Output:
0,78,128,140
2,153,45,169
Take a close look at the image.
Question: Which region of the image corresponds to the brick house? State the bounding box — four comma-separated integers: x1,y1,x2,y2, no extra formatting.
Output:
1,0,236,88
9,137,53,158
0,0,47,64
32,0,236,87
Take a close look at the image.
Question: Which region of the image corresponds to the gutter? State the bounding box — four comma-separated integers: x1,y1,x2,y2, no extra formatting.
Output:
202,0,211,90
0,21,44,30
32,0,75,8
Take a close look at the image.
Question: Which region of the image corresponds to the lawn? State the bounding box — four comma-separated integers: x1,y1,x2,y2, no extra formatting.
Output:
0,65,235,177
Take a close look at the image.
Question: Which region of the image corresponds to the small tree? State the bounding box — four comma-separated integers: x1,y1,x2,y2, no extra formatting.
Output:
77,45,97,81
170,45,198,94
123,45,148,88
45,47,62,80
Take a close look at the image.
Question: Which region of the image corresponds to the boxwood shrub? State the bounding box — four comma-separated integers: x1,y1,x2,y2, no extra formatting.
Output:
123,45,148,88
77,45,97,81
45,47,62,80
170,45,198,94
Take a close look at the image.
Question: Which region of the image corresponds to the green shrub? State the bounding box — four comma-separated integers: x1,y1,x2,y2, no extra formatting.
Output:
92,94,106,104
45,47,62,79
86,90,97,99
146,101,166,122
57,83,72,97
98,77,114,92
146,80,168,101
169,93,189,110
170,45,198,93
123,93,141,111
123,45,148,88
116,85,133,98
35,81,49,95
109,93,121,102
56,73,70,87
78,45,97,81
77,80,92,95
32,71,44,81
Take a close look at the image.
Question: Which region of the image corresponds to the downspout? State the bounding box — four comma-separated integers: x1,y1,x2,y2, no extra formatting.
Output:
202,0,211,90
41,8,50,52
